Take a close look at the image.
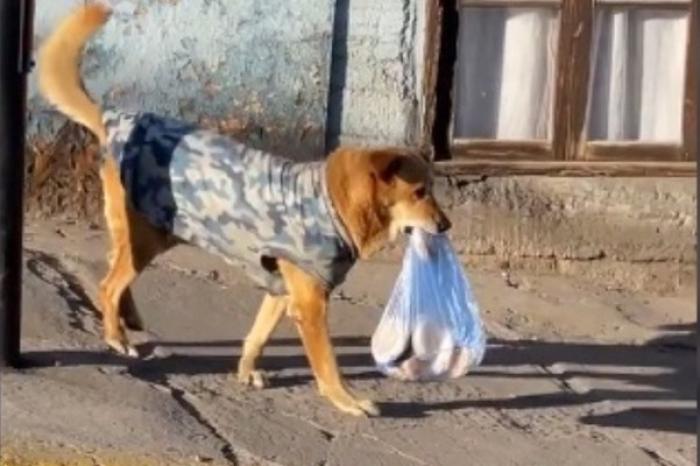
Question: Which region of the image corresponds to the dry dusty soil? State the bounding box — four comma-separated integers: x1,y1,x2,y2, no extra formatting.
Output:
1,219,696,466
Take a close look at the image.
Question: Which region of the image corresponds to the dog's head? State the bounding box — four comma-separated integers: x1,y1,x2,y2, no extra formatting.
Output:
327,147,451,257
368,148,451,238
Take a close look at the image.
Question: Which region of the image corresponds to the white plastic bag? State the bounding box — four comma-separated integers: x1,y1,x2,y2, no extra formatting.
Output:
371,229,486,381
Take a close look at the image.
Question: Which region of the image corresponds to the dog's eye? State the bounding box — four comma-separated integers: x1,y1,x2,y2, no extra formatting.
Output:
414,187,427,199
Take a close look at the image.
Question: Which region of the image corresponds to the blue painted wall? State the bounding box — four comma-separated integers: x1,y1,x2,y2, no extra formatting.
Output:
29,0,425,159
30,0,335,160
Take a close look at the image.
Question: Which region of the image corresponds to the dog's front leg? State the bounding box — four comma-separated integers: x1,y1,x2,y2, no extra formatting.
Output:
237,293,287,388
278,259,379,416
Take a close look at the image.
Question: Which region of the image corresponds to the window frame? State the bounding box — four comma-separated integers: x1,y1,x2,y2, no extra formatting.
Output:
423,0,698,176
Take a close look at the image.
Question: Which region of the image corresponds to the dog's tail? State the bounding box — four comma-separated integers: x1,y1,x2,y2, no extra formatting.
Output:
38,3,112,145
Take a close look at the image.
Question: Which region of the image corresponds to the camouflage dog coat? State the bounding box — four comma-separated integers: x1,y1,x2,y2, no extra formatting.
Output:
103,109,356,295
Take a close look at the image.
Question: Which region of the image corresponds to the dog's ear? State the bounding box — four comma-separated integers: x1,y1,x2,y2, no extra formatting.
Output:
370,150,404,183
380,157,403,183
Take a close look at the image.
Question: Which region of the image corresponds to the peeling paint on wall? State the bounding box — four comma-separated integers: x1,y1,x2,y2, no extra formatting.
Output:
326,0,424,149
29,0,426,160
29,0,335,160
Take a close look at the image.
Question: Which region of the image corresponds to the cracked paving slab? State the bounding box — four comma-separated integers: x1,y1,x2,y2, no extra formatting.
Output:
2,220,696,465
1,365,233,465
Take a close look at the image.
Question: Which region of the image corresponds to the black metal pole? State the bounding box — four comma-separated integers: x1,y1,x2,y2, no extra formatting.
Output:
0,0,34,369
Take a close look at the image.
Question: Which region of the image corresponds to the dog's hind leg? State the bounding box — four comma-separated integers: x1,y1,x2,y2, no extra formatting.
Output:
98,159,173,356
99,241,138,356
237,294,287,388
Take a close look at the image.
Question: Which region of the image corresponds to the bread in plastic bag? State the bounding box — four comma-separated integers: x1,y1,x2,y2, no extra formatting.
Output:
371,229,486,381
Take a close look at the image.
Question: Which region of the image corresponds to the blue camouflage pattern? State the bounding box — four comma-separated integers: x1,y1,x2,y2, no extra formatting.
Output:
102,109,356,295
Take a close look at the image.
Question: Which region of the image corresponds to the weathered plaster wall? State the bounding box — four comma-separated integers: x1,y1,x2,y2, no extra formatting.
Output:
30,0,425,154
326,0,424,148
442,176,697,293
29,0,335,160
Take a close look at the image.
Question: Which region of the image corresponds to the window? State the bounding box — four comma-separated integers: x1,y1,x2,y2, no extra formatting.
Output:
424,0,698,175
454,7,559,141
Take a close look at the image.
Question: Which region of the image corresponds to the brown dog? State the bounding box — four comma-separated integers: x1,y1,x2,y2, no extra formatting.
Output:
38,3,451,416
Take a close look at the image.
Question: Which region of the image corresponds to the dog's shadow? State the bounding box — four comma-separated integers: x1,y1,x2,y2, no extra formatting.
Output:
23,336,377,387
23,327,695,434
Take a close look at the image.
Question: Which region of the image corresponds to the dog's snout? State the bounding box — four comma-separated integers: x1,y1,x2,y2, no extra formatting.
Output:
437,215,451,233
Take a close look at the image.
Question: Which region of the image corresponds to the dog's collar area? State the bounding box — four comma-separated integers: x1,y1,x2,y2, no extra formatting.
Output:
319,163,358,260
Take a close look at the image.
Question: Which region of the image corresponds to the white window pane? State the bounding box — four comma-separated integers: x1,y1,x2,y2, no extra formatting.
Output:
587,8,688,142
454,7,559,140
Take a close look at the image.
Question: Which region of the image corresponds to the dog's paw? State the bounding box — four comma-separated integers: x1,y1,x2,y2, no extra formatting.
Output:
333,396,380,417
322,388,380,417
343,398,379,417
105,338,139,358
237,369,268,389
356,398,380,417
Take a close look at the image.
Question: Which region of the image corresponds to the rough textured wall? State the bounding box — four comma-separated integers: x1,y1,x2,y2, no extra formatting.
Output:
29,0,335,159
438,176,697,293
30,0,426,154
326,0,423,148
